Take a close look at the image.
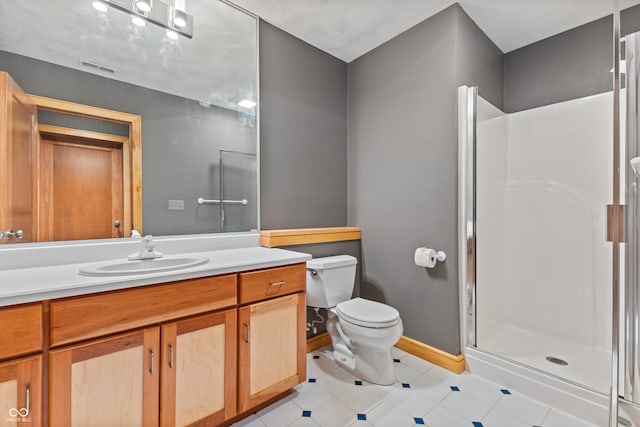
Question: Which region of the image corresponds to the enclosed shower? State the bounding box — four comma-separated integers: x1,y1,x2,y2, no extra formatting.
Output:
458,16,640,423
458,85,613,422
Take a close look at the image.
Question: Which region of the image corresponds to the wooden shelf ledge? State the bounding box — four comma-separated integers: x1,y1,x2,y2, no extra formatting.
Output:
260,227,361,248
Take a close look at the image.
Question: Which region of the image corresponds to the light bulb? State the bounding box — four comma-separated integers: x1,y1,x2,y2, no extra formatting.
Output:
166,30,179,40
135,0,152,13
91,0,108,12
238,100,257,109
173,9,187,27
131,16,146,26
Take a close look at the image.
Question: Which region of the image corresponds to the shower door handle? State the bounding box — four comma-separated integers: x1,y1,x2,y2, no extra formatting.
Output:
607,204,626,242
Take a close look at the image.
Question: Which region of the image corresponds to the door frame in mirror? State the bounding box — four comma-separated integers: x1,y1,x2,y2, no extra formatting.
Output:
30,95,142,238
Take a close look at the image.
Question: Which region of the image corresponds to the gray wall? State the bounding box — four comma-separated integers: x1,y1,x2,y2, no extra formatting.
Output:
504,4,640,113
259,21,348,229
0,50,256,236
454,6,504,110
347,4,502,355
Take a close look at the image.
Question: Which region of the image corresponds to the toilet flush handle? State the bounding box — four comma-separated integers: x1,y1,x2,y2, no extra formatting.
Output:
307,268,318,276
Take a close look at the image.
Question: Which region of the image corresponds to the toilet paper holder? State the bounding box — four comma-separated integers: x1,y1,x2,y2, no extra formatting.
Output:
414,247,446,268
433,251,447,262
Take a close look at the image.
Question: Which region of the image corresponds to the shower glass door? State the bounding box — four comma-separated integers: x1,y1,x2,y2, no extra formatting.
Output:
619,27,640,427
219,150,257,232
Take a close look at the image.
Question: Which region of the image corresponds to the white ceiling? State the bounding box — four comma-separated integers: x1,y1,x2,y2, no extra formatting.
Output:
1,0,638,111
231,0,640,62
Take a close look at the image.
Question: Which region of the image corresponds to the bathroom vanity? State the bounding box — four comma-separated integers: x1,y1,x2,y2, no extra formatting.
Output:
0,240,309,426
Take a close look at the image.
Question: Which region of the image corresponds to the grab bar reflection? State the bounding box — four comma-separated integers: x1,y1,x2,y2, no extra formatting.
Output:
197,197,248,205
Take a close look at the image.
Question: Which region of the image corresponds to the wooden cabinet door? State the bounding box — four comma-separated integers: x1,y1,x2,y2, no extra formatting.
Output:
0,72,37,244
238,293,306,412
49,328,160,427
160,310,236,427
0,355,42,427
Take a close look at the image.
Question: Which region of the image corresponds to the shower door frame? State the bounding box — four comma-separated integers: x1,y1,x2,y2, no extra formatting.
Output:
456,84,616,424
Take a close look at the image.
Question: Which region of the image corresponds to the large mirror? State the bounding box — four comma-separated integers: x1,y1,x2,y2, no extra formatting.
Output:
0,0,258,242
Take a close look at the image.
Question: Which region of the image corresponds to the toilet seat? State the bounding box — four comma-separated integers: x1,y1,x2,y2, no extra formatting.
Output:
336,297,400,328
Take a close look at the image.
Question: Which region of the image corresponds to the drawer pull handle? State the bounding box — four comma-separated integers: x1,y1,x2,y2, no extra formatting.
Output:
169,345,174,369
150,350,155,375
270,281,286,287
244,323,250,344
25,384,30,416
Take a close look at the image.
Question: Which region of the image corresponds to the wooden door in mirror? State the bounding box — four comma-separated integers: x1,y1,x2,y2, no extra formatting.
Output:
0,72,37,244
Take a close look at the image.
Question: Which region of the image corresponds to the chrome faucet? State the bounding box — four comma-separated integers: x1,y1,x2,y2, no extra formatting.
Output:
128,235,163,261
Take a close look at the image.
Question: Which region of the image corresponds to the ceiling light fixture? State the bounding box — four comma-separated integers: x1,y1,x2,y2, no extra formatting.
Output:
90,0,194,38
238,100,257,109
91,0,108,12
166,29,179,40
135,0,152,13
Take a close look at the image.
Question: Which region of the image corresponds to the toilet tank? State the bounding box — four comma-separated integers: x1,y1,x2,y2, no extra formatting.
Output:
306,255,357,308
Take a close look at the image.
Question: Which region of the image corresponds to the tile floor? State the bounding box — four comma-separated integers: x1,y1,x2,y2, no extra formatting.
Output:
232,346,599,427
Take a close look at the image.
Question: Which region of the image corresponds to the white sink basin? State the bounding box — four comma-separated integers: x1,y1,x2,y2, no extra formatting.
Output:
79,255,209,277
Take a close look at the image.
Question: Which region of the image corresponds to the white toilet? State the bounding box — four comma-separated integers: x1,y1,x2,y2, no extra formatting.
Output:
306,255,403,385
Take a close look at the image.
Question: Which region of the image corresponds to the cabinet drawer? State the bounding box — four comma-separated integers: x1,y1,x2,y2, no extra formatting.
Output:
50,274,237,347
0,303,42,360
239,263,305,305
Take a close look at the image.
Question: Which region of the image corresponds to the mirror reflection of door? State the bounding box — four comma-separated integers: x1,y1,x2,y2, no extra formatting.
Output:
30,94,143,242
0,72,37,244
38,128,124,240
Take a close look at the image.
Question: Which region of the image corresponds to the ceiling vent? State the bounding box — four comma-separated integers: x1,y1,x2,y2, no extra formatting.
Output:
78,59,116,74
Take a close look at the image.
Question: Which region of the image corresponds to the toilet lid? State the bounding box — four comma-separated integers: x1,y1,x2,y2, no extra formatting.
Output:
336,298,400,328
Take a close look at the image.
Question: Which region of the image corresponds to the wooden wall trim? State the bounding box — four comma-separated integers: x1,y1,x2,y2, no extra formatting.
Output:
260,227,361,247
29,95,139,124
306,332,331,353
395,336,465,374
31,94,143,236
306,333,465,374
38,124,129,144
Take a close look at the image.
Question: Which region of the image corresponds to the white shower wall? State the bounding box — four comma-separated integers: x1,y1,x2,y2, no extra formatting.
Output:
476,93,613,360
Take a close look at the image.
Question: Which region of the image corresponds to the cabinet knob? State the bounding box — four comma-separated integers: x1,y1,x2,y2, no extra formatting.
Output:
5,230,14,240
15,229,23,240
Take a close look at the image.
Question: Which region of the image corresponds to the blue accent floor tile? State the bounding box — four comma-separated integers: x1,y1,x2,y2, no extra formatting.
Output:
472,422,483,427
302,410,311,417
355,380,363,386
414,417,425,425
313,355,320,359
500,389,511,394
450,386,460,392
402,383,411,388
357,414,366,420
393,358,401,363
308,378,316,383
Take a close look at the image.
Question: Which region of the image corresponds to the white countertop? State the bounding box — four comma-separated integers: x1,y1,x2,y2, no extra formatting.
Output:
0,246,311,307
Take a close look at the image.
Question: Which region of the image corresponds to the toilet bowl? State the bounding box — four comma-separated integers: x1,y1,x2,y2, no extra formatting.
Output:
306,256,403,385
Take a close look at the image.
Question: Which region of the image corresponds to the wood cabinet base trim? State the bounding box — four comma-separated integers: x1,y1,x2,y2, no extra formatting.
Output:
220,390,290,427
306,332,331,353
306,333,465,374
395,336,465,374
260,227,361,247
